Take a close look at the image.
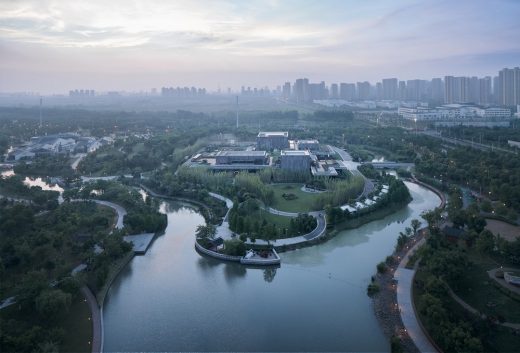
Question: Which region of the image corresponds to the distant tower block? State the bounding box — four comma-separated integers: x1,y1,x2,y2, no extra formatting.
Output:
39,97,43,128
236,96,239,129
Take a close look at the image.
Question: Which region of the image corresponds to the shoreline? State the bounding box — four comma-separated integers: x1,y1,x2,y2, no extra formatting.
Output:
371,178,444,352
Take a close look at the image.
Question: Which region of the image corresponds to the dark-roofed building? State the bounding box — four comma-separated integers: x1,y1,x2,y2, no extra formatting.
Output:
257,131,289,150
280,150,312,172
215,150,269,165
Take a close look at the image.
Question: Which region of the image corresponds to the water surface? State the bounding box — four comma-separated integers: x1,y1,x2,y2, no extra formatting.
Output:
103,182,440,352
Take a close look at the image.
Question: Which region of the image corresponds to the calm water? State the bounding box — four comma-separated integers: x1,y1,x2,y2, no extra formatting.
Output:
103,182,440,352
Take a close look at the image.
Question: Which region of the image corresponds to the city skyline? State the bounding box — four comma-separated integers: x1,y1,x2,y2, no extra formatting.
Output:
1,0,519,93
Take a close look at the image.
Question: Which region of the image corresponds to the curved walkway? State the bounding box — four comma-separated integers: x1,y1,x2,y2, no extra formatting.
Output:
487,268,520,295
447,280,520,330
394,238,439,353
71,199,126,230
207,192,327,247
327,145,375,199
81,286,102,353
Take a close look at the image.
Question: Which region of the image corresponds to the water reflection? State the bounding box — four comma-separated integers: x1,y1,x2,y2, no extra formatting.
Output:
263,267,277,283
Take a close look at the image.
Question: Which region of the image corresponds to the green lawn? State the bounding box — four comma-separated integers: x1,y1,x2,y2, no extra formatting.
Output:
452,251,520,323
257,209,292,229
269,183,324,212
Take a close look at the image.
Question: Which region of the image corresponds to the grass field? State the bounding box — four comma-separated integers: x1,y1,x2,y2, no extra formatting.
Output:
270,183,324,212
257,208,292,229
453,251,520,323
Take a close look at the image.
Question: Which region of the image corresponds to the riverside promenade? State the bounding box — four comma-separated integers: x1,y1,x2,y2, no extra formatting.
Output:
81,286,102,353
394,238,439,353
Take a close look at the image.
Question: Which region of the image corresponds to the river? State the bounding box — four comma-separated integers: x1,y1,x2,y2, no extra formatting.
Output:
103,181,440,352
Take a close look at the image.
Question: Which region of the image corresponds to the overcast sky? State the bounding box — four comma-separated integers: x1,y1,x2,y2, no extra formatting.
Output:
1,0,519,93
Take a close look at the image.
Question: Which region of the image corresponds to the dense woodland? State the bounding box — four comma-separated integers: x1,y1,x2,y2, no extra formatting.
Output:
0,198,130,351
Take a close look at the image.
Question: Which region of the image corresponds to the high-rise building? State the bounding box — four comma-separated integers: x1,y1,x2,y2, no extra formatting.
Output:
493,76,499,104
479,77,492,105
294,78,310,103
444,76,469,103
444,76,455,103
430,78,444,101
398,81,406,100
340,83,356,100
382,78,398,100
469,76,480,103
376,82,383,100
357,82,370,100
407,79,428,101
282,82,291,99
497,67,520,106
330,83,339,99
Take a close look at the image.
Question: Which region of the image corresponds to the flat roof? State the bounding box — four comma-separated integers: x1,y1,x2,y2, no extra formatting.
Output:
297,139,319,144
216,150,267,157
281,150,310,156
257,131,288,137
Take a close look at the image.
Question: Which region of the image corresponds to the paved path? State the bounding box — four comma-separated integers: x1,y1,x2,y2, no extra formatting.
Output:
71,153,87,170
71,199,126,230
81,286,102,353
207,192,327,247
487,268,520,296
394,238,439,353
447,283,520,330
328,145,375,199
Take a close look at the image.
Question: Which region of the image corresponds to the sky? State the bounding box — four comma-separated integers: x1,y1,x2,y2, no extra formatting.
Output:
1,0,519,94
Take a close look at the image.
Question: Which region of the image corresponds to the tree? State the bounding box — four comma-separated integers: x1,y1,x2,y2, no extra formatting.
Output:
195,224,216,240
476,229,494,254
222,239,246,256
411,218,422,235
421,208,442,231
35,289,72,320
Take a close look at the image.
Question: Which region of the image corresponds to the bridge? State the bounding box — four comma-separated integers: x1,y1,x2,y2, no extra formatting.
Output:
362,161,415,169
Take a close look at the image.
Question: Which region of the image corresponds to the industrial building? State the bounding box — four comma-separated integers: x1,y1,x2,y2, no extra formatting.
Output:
398,104,512,121
280,150,312,172
256,132,289,150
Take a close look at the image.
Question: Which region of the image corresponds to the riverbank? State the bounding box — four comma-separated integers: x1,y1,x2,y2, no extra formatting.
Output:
371,179,444,353
139,183,217,222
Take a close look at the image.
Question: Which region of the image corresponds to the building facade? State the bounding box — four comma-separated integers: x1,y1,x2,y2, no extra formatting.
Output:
256,132,289,150
280,150,311,172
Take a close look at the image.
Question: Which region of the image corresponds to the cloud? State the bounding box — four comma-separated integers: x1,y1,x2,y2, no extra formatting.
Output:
0,0,519,92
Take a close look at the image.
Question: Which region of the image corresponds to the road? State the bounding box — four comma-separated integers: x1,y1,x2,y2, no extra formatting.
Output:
420,130,517,155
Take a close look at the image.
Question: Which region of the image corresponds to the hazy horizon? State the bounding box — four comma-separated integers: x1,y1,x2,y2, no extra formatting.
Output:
1,0,519,94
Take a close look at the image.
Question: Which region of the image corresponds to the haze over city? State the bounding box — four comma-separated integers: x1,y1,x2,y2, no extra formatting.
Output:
1,0,520,93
